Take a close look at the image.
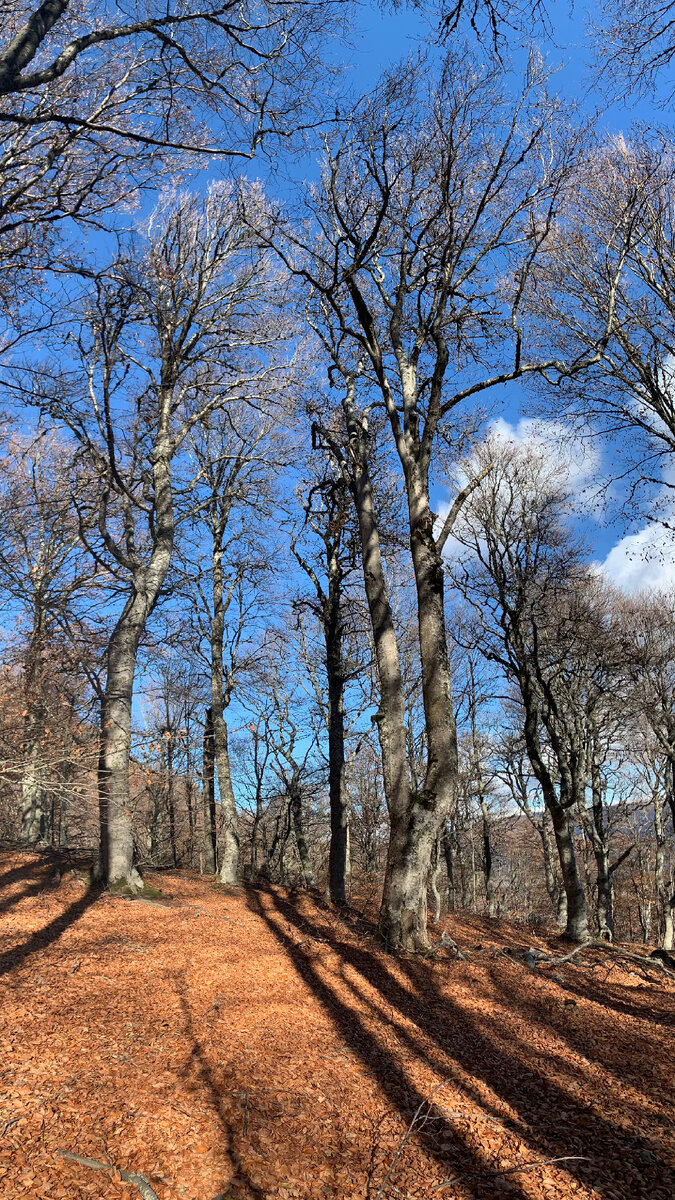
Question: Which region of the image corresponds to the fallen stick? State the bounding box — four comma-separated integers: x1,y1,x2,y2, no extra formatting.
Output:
526,941,675,980
433,1155,590,1192
57,1150,160,1200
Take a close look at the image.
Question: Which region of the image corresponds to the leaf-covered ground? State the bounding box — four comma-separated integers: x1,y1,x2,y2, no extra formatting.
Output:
0,850,673,1200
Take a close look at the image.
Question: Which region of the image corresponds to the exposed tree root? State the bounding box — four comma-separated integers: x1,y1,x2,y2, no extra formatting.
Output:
503,941,675,980
56,1150,160,1200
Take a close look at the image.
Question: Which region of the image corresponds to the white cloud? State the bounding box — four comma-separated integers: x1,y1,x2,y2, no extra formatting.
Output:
599,525,675,594
487,416,603,503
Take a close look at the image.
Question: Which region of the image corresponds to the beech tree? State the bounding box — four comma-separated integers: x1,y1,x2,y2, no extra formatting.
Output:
0,0,346,324
0,428,98,843
291,468,359,905
533,134,675,514
452,443,594,938
183,404,281,884
267,50,585,950
620,592,675,949
18,184,289,889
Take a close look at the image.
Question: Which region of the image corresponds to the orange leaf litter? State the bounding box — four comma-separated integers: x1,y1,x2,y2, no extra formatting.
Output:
0,851,673,1200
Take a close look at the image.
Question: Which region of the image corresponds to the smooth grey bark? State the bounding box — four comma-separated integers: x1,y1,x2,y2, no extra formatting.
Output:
292,477,351,906
209,523,240,886
163,725,177,867
249,723,269,880
328,384,436,951
202,706,217,874
289,770,316,888
214,717,238,885
20,609,48,844
347,278,461,950
654,782,675,951
99,490,172,889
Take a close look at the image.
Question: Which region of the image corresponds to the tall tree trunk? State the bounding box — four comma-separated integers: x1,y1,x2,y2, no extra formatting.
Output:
99,607,148,888
479,796,496,918
326,564,349,907
655,792,675,951
340,391,430,951
20,610,48,844
549,803,588,941
289,773,316,887
98,442,174,889
210,543,239,886
406,462,459,856
215,718,239,885
165,727,177,867
202,707,217,874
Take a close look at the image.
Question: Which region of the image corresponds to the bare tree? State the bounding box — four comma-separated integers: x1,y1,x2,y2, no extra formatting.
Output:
620,592,675,949
183,403,281,884
0,0,347,323
291,467,362,905
533,134,675,521
18,184,290,889
267,50,585,950
452,442,595,939
0,427,99,843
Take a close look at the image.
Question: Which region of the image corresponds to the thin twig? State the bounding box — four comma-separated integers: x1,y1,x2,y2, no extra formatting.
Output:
433,1155,590,1191
57,1150,160,1200
375,1087,443,1200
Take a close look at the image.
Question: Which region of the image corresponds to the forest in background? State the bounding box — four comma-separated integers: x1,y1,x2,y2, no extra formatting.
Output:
1,0,675,955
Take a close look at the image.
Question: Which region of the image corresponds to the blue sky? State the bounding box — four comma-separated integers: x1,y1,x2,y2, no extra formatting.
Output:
329,3,675,594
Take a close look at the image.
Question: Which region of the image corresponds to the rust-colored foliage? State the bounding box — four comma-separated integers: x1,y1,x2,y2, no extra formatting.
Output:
0,851,673,1200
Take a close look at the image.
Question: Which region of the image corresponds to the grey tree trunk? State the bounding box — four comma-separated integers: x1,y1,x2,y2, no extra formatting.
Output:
98,438,174,889
289,773,316,887
406,463,459,860
210,542,239,886
549,803,588,941
20,611,48,844
99,604,148,888
479,796,496,918
339,390,431,951
521,694,588,940
325,546,349,907
654,790,675,951
214,717,239,885
202,707,217,874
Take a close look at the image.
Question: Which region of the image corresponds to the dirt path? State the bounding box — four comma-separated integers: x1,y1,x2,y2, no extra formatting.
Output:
0,851,673,1200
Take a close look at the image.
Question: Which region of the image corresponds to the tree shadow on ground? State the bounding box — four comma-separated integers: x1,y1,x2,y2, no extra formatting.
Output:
246,886,538,1200
534,963,675,1030
0,883,101,977
247,885,674,1200
174,970,268,1200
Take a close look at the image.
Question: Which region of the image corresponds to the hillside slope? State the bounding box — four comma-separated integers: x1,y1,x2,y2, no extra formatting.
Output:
0,850,673,1200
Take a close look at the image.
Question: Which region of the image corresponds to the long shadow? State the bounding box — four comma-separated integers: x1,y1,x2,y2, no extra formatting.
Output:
245,886,533,1200
173,971,266,1200
537,963,675,1031
0,878,58,916
253,885,675,1200
0,857,52,890
483,957,675,1096
0,885,101,978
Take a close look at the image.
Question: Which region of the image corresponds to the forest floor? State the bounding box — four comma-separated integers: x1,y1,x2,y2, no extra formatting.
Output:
0,850,673,1200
